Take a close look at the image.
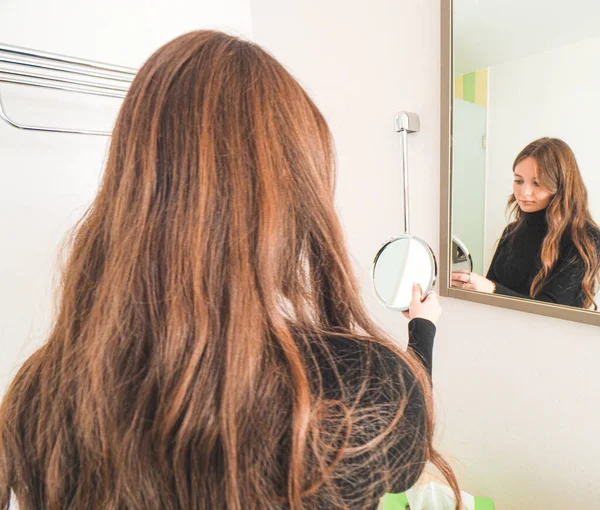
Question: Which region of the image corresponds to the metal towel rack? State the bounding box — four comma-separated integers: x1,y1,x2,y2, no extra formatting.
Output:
0,43,136,136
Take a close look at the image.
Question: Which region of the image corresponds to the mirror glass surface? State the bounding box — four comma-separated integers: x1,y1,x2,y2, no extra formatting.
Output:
372,236,437,311
452,235,472,273
450,0,600,312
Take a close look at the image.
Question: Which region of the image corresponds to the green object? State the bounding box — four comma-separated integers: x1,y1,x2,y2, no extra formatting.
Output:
463,72,476,103
474,496,495,510
381,492,495,509
382,492,409,509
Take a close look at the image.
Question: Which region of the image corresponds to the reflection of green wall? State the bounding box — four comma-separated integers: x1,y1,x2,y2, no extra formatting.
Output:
452,98,486,275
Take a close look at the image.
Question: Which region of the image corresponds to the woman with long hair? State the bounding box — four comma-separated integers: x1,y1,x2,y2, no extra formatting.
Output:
452,137,600,309
0,31,460,509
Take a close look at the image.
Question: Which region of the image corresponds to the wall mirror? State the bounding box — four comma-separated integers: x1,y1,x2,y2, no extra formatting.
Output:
440,0,600,326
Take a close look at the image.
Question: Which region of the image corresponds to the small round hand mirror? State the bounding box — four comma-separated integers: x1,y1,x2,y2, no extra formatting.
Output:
372,236,437,311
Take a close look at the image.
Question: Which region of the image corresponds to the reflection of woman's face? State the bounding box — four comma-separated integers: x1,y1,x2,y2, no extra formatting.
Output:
513,157,554,213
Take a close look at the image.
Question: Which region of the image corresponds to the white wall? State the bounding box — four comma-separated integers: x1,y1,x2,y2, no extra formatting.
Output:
0,0,252,391
251,1,600,509
485,35,600,268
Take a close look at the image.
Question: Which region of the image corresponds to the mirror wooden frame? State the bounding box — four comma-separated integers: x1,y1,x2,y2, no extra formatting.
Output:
438,0,600,326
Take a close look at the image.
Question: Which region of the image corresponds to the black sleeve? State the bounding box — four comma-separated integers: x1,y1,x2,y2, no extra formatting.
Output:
493,254,585,307
485,250,500,282
485,225,511,281
408,318,435,376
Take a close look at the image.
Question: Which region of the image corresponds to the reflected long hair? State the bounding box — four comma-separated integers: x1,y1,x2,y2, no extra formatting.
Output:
508,137,600,309
0,31,460,509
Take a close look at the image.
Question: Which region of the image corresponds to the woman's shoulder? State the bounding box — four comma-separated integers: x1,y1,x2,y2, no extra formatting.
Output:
553,222,600,267
310,334,405,369
301,334,429,502
306,334,415,398
561,222,600,247
492,221,520,247
503,220,521,237
585,222,600,245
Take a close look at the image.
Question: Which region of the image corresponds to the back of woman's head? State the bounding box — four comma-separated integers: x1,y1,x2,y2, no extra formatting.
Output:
0,31,458,509
508,137,600,307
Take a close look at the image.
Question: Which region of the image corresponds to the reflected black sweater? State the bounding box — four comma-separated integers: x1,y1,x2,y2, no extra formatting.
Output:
486,209,599,308
305,318,435,508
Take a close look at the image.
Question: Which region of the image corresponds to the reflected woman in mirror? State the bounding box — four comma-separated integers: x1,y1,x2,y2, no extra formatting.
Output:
453,137,600,309
0,31,461,510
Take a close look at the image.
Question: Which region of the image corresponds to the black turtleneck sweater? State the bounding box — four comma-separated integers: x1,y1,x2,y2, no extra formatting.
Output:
486,209,598,308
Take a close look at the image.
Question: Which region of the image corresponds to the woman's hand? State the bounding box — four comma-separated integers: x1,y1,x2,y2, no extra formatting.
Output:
451,271,496,293
402,283,442,325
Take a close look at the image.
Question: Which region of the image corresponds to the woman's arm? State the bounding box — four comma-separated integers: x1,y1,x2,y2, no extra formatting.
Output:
403,283,440,375
408,318,435,376
485,224,513,282
459,244,585,307
493,256,585,306
452,226,510,294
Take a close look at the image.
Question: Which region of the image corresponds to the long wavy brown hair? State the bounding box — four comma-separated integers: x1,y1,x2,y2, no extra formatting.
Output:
0,31,460,509
508,137,600,309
